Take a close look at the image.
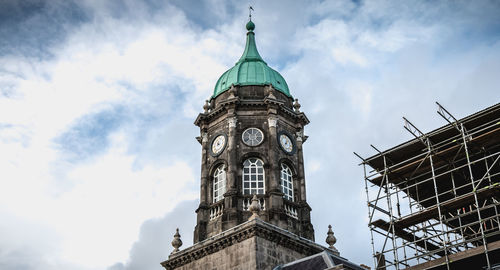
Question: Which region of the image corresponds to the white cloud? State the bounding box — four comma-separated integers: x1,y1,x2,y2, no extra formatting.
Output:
346,80,373,115
0,3,226,269
332,46,369,67
53,132,197,267
1,1,499,270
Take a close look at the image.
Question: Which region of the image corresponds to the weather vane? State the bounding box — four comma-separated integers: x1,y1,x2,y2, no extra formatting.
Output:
248,5,254,21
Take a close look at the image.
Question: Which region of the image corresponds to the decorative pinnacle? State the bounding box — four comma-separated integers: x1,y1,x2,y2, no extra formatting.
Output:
246,20,255,32
203,100,210,113
248,5,254,21
326,225,338,253
248,194,260,220
246,6,255,32
293,98,301,112
171,228,182,254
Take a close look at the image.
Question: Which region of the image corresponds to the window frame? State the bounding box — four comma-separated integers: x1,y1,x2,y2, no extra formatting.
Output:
213,164,226,203
242,158,265,195
241,128,264,147
280,163,294,201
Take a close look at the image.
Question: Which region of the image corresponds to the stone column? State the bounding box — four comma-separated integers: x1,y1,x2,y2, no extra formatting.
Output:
223,115,239,231
226,116,238,191
267,115,279,192
199,131,209,204
267,112,285,229
295,129,306,202
194,129,209,243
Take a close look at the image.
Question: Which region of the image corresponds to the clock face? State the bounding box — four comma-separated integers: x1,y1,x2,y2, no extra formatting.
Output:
211,135,226,155
242,128,264,146
279,133,295,154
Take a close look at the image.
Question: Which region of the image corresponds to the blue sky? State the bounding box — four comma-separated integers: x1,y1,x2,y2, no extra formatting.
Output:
1,0,499,269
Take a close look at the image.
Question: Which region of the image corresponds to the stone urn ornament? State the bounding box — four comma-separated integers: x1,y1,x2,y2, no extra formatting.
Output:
248,194,261,220
293,98,301,112
326,225,339,255
171,228,182,254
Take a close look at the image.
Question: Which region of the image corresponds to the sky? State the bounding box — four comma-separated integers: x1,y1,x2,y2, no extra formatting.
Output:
0,0,499,269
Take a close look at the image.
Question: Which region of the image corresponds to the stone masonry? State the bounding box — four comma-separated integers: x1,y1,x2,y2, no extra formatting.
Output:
161,218,326,270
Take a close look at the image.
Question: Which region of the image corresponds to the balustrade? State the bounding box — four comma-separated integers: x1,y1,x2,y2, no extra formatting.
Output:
209,203,224,220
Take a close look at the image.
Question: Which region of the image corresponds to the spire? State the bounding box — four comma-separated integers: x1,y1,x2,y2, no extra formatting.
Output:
237,18,266,64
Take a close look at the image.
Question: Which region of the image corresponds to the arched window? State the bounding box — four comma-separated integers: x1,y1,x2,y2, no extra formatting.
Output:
213,165,226,203
280,163,294,201
243,158,265,195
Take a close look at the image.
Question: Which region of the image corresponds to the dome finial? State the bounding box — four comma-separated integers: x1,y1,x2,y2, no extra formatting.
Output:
246,5,255,31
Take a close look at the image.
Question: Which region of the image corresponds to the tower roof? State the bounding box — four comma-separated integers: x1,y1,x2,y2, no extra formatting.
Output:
212,21,291,98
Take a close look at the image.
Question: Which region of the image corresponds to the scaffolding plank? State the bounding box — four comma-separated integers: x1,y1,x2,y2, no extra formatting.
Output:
370,219,446,257
395,184,500,228
404,239,500,270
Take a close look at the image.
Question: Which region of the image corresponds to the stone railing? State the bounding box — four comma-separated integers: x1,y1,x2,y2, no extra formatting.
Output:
284,201,298,219
209,201,224,220
242,196,266,211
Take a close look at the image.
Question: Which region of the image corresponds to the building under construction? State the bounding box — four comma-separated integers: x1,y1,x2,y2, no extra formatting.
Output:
356,102,500,270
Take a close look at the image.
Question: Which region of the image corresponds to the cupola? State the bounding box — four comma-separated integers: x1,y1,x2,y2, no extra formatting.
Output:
212,20,291,98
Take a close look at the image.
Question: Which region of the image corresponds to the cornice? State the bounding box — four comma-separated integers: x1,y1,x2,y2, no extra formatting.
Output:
195,101,309,127
161,219,325,269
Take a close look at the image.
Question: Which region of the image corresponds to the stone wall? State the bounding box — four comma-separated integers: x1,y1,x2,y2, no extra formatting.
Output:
255,236,309,269
168,235,312,270
162,219,325,270
173,237,257,270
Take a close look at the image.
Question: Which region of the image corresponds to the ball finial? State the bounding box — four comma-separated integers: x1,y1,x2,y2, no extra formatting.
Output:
246,20,255,31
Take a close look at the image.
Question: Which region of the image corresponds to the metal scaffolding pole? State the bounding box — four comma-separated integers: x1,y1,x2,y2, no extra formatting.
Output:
358,102,500,270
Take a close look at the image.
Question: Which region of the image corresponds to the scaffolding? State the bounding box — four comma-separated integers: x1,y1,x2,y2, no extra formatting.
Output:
355,102,500,270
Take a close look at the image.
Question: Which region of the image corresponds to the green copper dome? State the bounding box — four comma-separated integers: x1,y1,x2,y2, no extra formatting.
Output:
213,21,291,98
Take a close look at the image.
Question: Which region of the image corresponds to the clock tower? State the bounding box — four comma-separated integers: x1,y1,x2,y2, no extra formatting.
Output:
162,17,367,270
193,19,314,243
